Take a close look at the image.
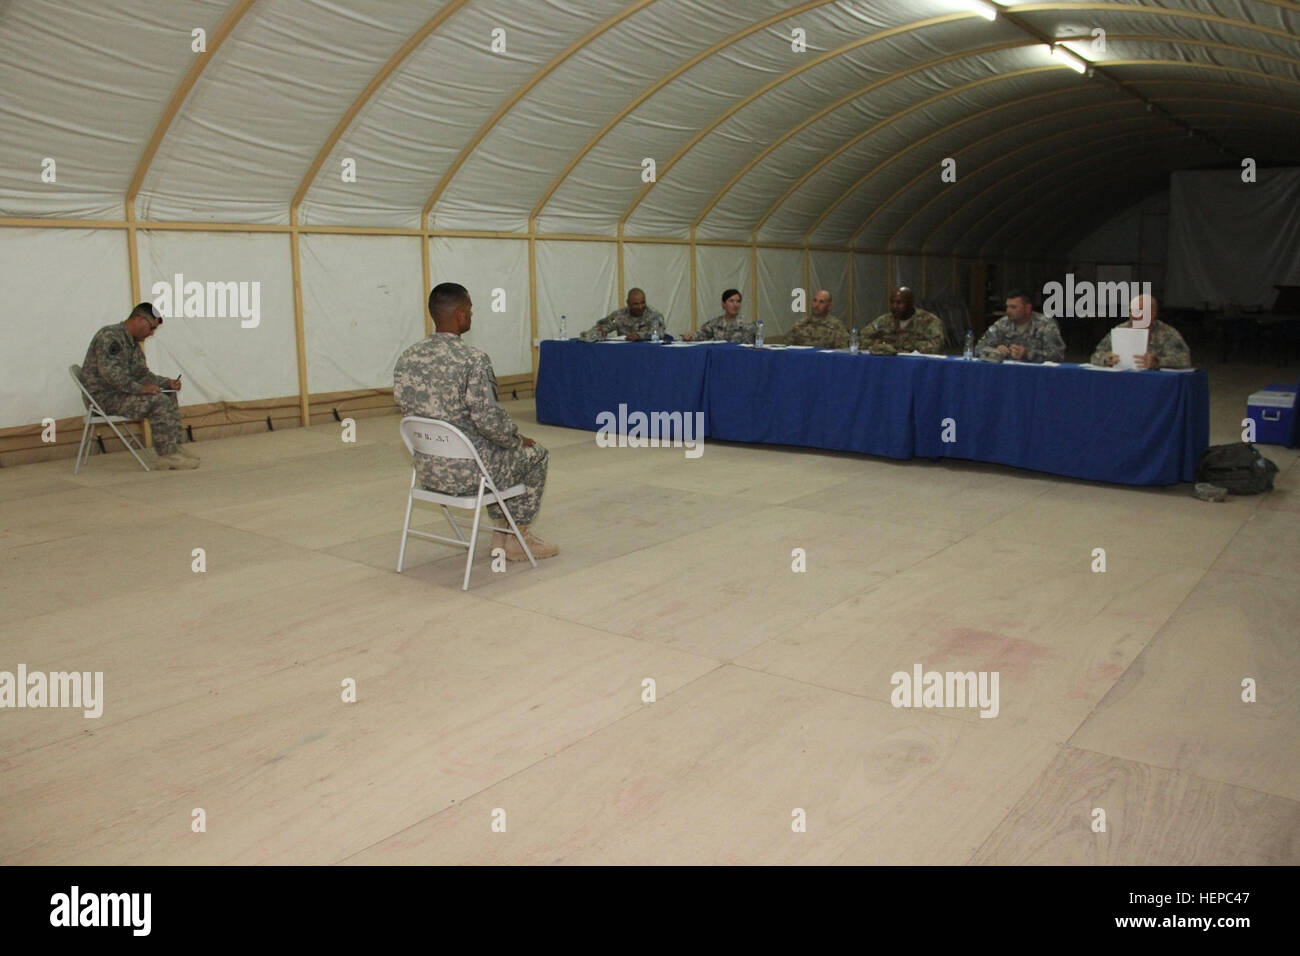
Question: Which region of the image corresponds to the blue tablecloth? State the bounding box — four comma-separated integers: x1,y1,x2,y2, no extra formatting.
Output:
535,341,1210,485
536,340,710,439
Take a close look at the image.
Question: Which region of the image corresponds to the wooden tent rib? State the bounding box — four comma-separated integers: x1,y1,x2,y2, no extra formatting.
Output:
422,0,657,227
530,0,849,222
291,1,472,214
618,13,972,234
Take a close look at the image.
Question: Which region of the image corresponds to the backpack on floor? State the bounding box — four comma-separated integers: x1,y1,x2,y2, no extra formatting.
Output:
1195,443,1278,495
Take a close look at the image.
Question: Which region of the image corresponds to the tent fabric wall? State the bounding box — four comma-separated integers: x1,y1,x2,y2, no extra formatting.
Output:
301,234,425,393
854,254,889,326
623,243,691,336
809,251,850,324
1165,168,1300,310
1,228,131,429
430,237,532,378
137,230,299,406
535,240,618,346
757,247,804,335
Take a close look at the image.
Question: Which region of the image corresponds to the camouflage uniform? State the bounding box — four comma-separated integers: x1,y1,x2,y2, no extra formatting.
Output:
393,332,547,523
975,313,1065,363
578,305,665,342
1090,319,1191,369
80,323,183,455
787,313,849,349
863,308,944,355
694,313,757,344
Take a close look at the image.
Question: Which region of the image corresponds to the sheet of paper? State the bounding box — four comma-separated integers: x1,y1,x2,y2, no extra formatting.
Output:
1111,327,1148,370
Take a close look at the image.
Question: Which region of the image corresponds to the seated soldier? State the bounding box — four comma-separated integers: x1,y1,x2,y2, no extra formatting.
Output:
975,289,1065,362
80,302,197,470
787,290,849,349
863,286,944,355
1091,294,1191,370
578,288,664,341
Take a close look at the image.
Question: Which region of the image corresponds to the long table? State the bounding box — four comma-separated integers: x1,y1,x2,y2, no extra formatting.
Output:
535,340,1210,485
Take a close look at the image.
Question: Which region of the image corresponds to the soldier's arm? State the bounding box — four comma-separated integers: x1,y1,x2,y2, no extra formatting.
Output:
95,335,145,394
828,322,849,349
916,315,944,353
1031,323,1066,363
974,322,1003,360
1154,328,1192,369
465,356,520,447
1090,331,1113,366
694,318,715,341
578,312,616,342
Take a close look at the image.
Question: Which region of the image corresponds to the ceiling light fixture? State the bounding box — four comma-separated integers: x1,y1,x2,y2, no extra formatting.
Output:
964,1,1000,21
1048,44,1089,74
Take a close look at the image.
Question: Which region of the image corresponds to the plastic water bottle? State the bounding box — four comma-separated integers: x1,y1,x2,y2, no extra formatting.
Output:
755,319,764,347
651,316,662,343
849,326,859,354
963,329,973,360
559,314,567,340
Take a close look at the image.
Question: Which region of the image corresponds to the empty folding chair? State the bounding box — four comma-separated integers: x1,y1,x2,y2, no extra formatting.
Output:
69,364,151,474
396,416,536,590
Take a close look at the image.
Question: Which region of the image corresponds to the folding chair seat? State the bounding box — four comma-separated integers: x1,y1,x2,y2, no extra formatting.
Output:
68,364,150,474
396,416,536,590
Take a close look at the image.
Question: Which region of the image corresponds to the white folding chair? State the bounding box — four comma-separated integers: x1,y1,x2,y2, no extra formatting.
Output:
396,417,537,590
69,365,151,475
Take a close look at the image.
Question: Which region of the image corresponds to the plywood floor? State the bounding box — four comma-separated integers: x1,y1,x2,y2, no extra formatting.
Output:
2,362,1298,865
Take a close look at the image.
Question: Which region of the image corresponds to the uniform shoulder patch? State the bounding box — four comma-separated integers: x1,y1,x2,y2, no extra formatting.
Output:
108,341,121,355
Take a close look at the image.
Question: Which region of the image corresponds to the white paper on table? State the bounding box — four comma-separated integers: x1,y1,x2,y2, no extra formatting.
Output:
1110,327,1148,370
1041,362,1060,367
785,344,815,349
1158,367,1197,373
1079,363,1119,371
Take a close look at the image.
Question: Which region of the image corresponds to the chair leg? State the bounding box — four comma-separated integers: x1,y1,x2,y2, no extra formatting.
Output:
441,505,467,542
396,489,416,573
105,418,151,472
497,499,536,568
74,417,94,475
462,482,487,591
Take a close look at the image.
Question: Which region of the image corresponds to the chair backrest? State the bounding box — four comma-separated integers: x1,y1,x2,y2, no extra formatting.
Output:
69,364,97,411
399,417,480,462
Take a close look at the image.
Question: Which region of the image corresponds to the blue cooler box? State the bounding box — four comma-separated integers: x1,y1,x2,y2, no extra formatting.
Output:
1246,382,1298,447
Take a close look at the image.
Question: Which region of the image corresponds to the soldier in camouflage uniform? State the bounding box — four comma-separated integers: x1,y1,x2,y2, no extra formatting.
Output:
787,289,850,348
578,288,664,341
976,290,1065,363
80,302,197,470
1091,294,1191,369
394,282,557,561
682,288,756,343
863,287,944,355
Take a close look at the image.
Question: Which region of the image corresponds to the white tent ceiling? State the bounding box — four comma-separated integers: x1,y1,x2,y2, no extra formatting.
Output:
2,0,1297,256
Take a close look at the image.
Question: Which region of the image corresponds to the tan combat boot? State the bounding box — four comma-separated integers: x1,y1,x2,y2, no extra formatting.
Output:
493,524,558,561
178,444,200,460
155,452,199,470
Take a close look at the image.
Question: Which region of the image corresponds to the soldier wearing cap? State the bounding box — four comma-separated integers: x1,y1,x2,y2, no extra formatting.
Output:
394,282,558,561
80,302,197,470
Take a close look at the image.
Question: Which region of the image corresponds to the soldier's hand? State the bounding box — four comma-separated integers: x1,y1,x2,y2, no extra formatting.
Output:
1134,351,1158,370
141,384,161,395
996,345,1010,356
681,332,694,341
168,378,182,390
625,332,639,342
1102,352,1119,367
1008,344,1027,360
520,437,536,448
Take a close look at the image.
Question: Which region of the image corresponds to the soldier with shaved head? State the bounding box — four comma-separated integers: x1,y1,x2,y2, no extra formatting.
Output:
863,286,944,355
578,288,664,342
787,289,849,349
